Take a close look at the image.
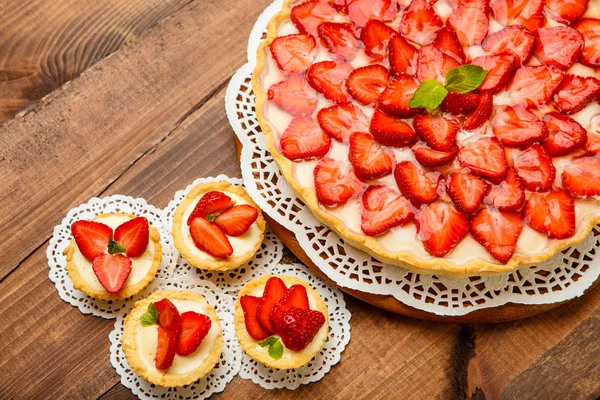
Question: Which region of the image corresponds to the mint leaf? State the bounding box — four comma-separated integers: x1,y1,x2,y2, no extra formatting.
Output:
258,336,278,347
408,79,448,109
107,238,126,255
140,302,159,326
258,336,283,360
445,65,488,94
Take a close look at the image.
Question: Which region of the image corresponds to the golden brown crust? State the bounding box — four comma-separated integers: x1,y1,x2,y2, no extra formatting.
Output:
64,212,162,300
122,290,223,387
251,0,600,277
171,181,266,271
234,274,329,369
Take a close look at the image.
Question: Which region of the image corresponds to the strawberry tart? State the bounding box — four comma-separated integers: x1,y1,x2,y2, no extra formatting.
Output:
122,290,222,387
172,182,266,271
65,213,161,300
235,275,328,369
253,0,600,276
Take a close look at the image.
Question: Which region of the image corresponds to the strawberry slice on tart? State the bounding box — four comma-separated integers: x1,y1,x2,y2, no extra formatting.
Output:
394,161,442,205
214,205,259,237
503,65,564,108
481,26,534,67
92,254,132,294
270,33,316,74
388,34,418,75
279,117,332,161
542,112,587,157
268,75,319,115
416,44,461,84
307,61,354,104
524,189,576,239
458,137,508,184
484,168,526,212
562,155,600,198
240,295,271,340
113,216,149,258
511,144,556,191
291,0,338,35
190,217,233,259
256,276,287,333
462,91,494,131
378,75,421,117
399,0,443,46
361,185,414,236
346,64,390,105
349,132,394,181
471,53,516,94
155,298,182,337
347,0,394,28
71,220,113,260
176,311,212,356
553,74,600,115
433,27,466,64
415,200,470,258
490,0,545,33
314,158,363,206
271,284,310,331
446,172,488,215
187,191,234,225
470,206,523,263
492,104,549,147
369,109,417,147
572,18,600,68
318,103,369,143
319,22,360,61
362,19,396,61
440,92,479,115
413,113,459,152
155,326,178,370
278,308,326,352
544,0,589,26
533,27,584,70
447,0,489,47
411,142,459,168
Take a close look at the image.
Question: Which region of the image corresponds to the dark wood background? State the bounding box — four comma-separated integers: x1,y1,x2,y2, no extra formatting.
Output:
0,0,598,398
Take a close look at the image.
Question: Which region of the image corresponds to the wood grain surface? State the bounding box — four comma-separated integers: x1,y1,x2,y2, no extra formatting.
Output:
0,0,598,399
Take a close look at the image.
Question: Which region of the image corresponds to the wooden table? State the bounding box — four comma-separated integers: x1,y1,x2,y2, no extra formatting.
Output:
0,1,599,398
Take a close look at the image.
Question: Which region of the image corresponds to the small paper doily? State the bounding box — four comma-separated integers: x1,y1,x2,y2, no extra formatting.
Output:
47,195,177,319
109,277,241,400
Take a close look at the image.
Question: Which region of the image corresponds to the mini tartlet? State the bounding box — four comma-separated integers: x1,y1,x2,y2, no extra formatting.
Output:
64,212,161,300
235,274,329,369
122,290,223,387
172,182,266,271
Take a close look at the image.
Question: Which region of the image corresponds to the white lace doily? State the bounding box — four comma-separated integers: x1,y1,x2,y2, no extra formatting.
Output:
47,195,177,319
226,1,600,317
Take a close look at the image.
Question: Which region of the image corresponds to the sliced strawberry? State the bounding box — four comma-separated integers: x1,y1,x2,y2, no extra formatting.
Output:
362,19,397,61
471,53,516,93
433,27,466,63
544,0,589,26
553,74,600,115
416,44,460,84
399,0,443,45
562,155,600,197
346,64,390,105
306,61,354,104
319,22,359,61
113,217,149,257
573,18,600,68
412,142,459,167
314,158,363,206
470,207,523,263
361,185,414,236
394,161,442,205
347,0,394,28
256,276,287,333
447,0,489,47
446,172,488,215
415,201,469,257
413,113,458,151
349,132,394,180
92,254,132,294
524,189,576,239
291,0,338,35
512,144,556,191
176,311,212,356
492,105,548,147
378,75,421,117
189,217,233,258
270,33,316,74
484,168,525,211
187,191,234,225
463,92,494,131
586,115,600,154
542,112,587,157
318,103,369,143
279,117,331,161
333,0,349,14
214,204,259,237
440,92,479,115
71,220,112,260
458,137,508,183
482,26,534,67
154,298,182,337
240,295,270,340
490,0,545,32
278,307,326,351
268,75,318,115
388,34,418,75
272,285,310,332
155,326,177,370
369,109,417,147
533,27,584,70
504,65,564,108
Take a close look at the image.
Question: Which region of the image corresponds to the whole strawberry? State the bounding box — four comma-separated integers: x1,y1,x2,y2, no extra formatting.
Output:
278,307,326,351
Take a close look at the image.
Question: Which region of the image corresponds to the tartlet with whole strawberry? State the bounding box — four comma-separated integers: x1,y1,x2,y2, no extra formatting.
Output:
172,182,266,271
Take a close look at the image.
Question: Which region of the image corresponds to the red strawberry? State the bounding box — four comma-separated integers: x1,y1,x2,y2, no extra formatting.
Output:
349,132,394,180
458,137,508,183
573,18,600,68
314,158,363,206
155,298,182,337
278,307,326,351
544,0,589,26
399,0,443,45
279,117,331,161
440,92,479,115
484,168,525,211
319,22,359,61
71,220,112,260
214,204,259,237
369,109,417,147
412,142,459,167
492,105,548,147
470,207,523,263
256,276,287,333
512,144,556,191
490,0,545,32
155,326,177,370
503,65,564,108
586,115,600,154
394,161,442,205
471,53,516,93
361,185,414,236
388,34,418,75
113,217,149,258
416,44,460,84
270,33,316,74
362,19,396,61
187,191,234,225
554,74,600,115
268,75,318,115
415,201,469,257
542,112,587,157
306,61,354,103
482,26,534,67
92,254,132,294
447,0,489,47
189,217,233,258
378,75,421,117
240,295,270,340
433,27,466,63
463,92,494,131
317,103,368,143
533,27,584,70
413,113,458,151
176,311,212,356
562,155,600,197
272,284,310,332
291,0,337,35
347,0,394,28
446,172,488,215
524,189,576,239
346,64,390,105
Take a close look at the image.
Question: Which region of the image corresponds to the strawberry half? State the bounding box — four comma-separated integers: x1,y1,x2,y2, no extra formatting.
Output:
471,53,516,94
347,0,394,28
362,19,397,61
268,75,318,115
71,220,112,260
490,0,545,32
512,144,556,191
416,44,460,84
562,155,600,198
482,26,534,67
544,0,589,26
458,137,508,184
291,0,337,35
378,75,421,117
272,284,310,332
361,185,414,236
440,92,479,115
446,172,488,215
369,109,417,147
307,61,354,104
394,161,442,205
415,201,469,258
542,112,587,157
463,91,494,131
492,105,548,147
573,18,600,68
270,33,316,74
346,64,390,105
214,204,259,237
412,142,459,167
187,191,234,225
413,113,458,151
399,0,443,46
470,207,523,263
433,27,466,63
256,276,287,333
278,307,326,351
319,22,359,61
318,103,369,143
113,216,149,257
92,254,132,294
155,298,182,337
388,34,418,75
280,117,331,161
533,27,584,70
524,189,576,239
240,295,270,340
176,311,212,356
314,158,363,206
189,217,233,258
554,74,600,115
504,65,564,108
484,168,525,212
447,0,489,47
155,326,177,370
349,132,394,181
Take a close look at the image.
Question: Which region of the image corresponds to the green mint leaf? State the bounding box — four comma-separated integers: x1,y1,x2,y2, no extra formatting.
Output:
444,64,488,94
258,336,278,347
408,79,448,109
258,336,283,360
140,302,159,326
206,213,218,222
107,238,126,255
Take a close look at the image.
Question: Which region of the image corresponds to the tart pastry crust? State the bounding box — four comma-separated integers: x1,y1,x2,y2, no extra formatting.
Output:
122,290,223,387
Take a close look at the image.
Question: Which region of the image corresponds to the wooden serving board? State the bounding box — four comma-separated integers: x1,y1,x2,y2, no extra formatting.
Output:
235,136,600,323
